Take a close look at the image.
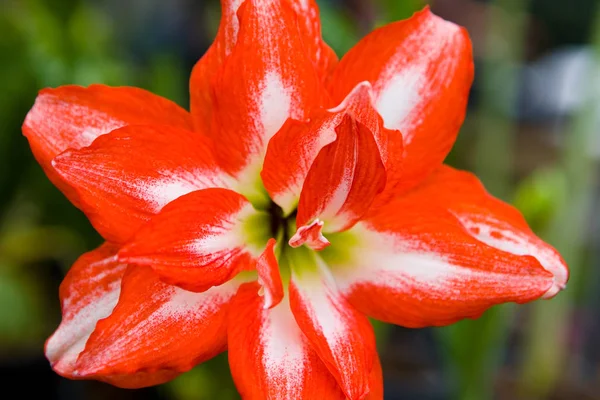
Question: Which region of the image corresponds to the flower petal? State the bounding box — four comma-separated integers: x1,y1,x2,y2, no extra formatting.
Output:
286,0,338,81
23,85,193,201
329,7,474,193
118,188,269,292
228,282,345,400
263,82,396,221
189,0,243,133
210,0,323,180
398,165,569,298
261,112,338,215
326,200,554,328
45,243,126,378
288,248,377,400
295,112,386,234
366,352,384,400
190,0,335,134
73,266,238,388
256,238,284,309
51,124,231,244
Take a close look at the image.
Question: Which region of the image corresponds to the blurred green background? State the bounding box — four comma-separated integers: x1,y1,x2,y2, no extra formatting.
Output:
1,0,599,399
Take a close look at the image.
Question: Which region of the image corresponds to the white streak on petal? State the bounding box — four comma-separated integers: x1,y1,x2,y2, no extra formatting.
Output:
259,71,292,143
261,302,307,397
46,258,126,373
47,282,122,371
81,283,236,371
457,214,568,297
186,203,259,257
189,232,242,257
298,279,349,350
333,229,544,301
373,15,463,143
375,64,424,140
137,169,228,212
25,100,123,154
224,0,245,52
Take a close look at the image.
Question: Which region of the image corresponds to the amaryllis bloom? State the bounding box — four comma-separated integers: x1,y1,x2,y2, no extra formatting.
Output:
23,1,568,398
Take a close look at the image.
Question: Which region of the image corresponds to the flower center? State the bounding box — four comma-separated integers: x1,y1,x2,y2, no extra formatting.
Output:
266,200,289,240
264,200,331,251
265,200,308,245
239,175,331,255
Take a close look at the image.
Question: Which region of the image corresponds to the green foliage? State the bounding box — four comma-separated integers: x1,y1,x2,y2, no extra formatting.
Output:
437,305,515,400
0,261,52,351
513,167,568,231
375,0,426,25
318,3,360,56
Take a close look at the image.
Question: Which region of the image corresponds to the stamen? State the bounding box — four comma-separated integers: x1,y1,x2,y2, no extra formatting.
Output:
288,219,331,251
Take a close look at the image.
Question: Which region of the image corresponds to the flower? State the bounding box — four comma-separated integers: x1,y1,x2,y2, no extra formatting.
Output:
23,1,568,399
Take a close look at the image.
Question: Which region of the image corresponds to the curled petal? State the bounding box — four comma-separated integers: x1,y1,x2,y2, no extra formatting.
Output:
296,113,386,233
263,82,396,222
73,266,238,388
326,201,554,328
256,239,284,309
397,165,569,298
289,248,377,400
23,85,193,203
261,113,338,215
46,243,126,378
210,0,323,179
329,7,474,193
118,188,269,292
51,125,231,244
228,282,345,400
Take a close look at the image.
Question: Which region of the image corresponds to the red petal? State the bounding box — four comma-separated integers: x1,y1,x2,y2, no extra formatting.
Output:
189,0,243,133
296,113,386,234
190,0,335,134
365,352,384,400
263,82,396,221
210,0,323,178
118,188,268,292
228,282,345,400
398,165,569,298
261,113,338,215
23,85,192,202
51,125,230,244
45,243,126,378
256,239,284,309
73,266,238,388
328,200,554,328
286,0,338,81
289,248,377,400
329,7,474,193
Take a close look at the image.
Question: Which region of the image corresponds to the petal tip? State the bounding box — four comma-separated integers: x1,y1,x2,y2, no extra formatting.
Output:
328,81,375,113
542,280,567,299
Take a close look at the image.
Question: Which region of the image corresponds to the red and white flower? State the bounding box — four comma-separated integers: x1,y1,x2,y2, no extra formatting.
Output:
23,1,567,398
